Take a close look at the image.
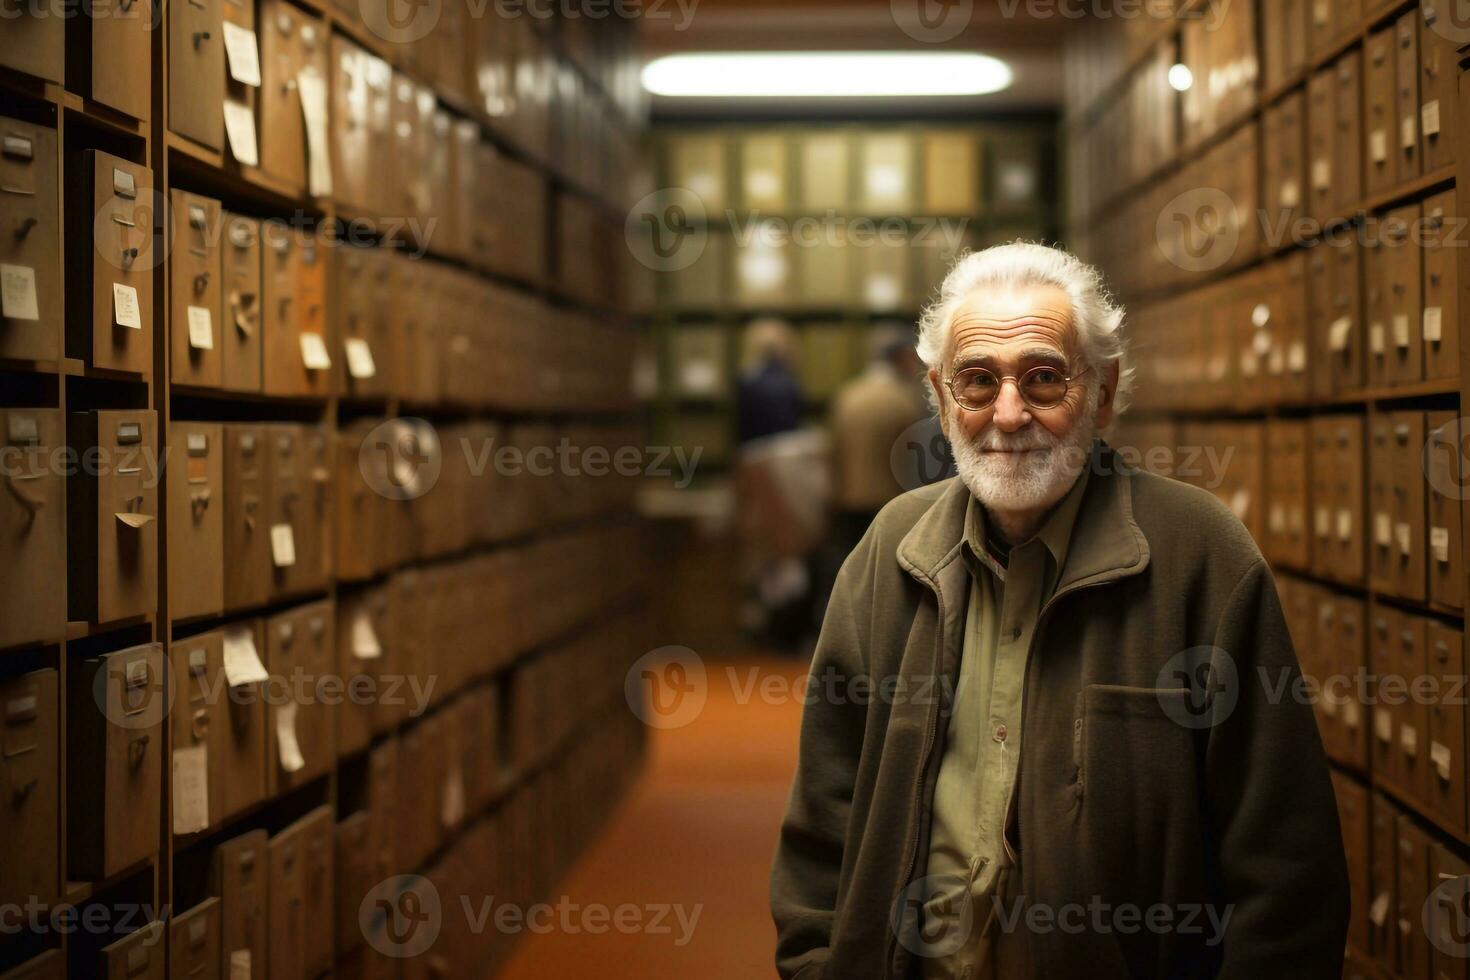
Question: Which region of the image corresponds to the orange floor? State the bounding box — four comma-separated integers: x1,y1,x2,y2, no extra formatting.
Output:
497,655,809,980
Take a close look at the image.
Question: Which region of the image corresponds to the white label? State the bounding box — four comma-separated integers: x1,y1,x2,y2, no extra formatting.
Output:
229,950,251,980
866,164,905,204
276,701,305,773
1270,503,1286,533
223,100,259,167
1369,322,1385,355
222,628,268,687
1337,508,1353,542
1374,708,1392,742
1315,506,1331,537
351,610,382,660
679,360,719,394
1396,520,1412,555
1312,158,1332,190
1371,892,1390,926
300,332,331,370
0,264,40,321
112,282,141,329
1432,526,1450,563
187,306,214,350
1403,115,1418,151
222,22,262,87
1401,723,1418,756
344,337,376,379
1393,314,1410,349
1371,129,1389,163
1288,340,1306,373
298,70,333,197
1433,740,1454,780
1280,180,1300,209
1425,307,1443,343
1424,99,1442,138
1344,699,1361,729
172,744,209,835
1375,512,1392,546
270,523,296,567
1313,0,1328,24
745,169,779,202
1229,488,1251,520
1329,317,1352,352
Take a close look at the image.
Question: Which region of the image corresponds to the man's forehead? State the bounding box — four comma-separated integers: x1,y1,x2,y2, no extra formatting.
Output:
948,286,1076,356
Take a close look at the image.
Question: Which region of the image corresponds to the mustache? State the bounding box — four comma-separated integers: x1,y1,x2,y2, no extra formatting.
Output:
969,428,1062,453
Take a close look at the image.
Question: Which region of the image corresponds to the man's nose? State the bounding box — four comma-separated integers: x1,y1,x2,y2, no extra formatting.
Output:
990,380,1031,432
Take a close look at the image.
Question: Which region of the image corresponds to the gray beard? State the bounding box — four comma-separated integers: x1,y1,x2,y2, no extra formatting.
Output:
949,384,1100,514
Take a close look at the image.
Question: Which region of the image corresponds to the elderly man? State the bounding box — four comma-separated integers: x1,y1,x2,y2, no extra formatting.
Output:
770,243,1348,979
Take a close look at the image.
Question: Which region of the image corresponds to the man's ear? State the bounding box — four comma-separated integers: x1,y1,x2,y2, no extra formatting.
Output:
1095,361,1120,430
928,369,949,439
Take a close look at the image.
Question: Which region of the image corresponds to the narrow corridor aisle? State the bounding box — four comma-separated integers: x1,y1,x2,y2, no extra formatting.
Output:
497,655,810,979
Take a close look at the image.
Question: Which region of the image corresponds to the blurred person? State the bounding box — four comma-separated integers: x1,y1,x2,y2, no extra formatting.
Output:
735,318,821,649
737,317,806,445
771,243,1347,978
828,324,929,553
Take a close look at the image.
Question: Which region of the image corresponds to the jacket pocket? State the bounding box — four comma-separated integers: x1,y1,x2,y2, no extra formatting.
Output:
1076,684,1199,821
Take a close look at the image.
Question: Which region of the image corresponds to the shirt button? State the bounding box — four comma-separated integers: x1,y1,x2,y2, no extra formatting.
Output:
994,724,1008,743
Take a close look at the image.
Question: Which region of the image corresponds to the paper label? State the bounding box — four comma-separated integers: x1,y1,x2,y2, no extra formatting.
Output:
679,360,718,394
276,701,305,773
222,628,268,687
222,22,262,87
223,100,259,167
1375,512,1392,546
1396,521,1412,555
1343,699,1361,729
745,169,779,202
1393,314,1410,349
1312,158,1331,190
298,70,333,197
1315,506,1331,537
1371,129,1389,163
1280,180,1300,209
1424,99,1442,138
1425,307,1443,343
1270,503,1286,534
866,164,905,204
1229,488,1250,520
172,744,209,835
1370,893,1390,926
1374,708,1392,742
1337,509,1353,542
113,282,142,329
1433,741,1454,780
344,337,376,379
351,611,382,660
229,950,251,980
0,264,40,321
1287,340,1306,373
1401,724,1418,756
1328,317,1352,352
1403,115,1418,151
1369,322,1385,354
187,306,214,350
300,332,331,370
1432,526,1450,563
270,523,296,568
1322,696,1338,717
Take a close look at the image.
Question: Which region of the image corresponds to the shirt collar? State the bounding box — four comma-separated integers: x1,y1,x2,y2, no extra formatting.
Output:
963,464,1091,582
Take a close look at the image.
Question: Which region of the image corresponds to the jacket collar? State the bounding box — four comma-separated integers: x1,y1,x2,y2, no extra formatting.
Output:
897,440,1151,595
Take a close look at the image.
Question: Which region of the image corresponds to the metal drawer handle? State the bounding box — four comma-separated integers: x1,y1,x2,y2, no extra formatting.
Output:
0,184,34,197
15,216,37,237
5,473,44,516
193,30,211,48
128,733,150,767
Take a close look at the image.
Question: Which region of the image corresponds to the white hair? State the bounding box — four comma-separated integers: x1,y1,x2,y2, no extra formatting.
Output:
916,241,1133,416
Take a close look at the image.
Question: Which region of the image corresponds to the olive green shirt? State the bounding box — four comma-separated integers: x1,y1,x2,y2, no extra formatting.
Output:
920,469,1090,980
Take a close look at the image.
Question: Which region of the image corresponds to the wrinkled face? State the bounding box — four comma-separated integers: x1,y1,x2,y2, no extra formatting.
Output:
928,284,1116,514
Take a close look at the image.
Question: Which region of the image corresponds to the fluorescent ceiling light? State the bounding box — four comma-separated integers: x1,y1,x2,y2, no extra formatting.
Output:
642,52,1014,98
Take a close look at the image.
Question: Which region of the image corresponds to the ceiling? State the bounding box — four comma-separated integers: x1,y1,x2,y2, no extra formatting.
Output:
637,0,1072,116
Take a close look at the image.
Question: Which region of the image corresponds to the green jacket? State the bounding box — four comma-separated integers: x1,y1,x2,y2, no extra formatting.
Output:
770,442,1349,979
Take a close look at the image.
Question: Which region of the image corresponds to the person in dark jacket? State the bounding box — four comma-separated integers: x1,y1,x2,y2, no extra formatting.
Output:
737,317,806,445
770,243,1348,979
